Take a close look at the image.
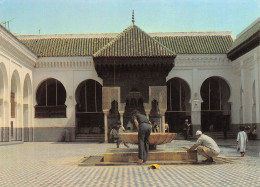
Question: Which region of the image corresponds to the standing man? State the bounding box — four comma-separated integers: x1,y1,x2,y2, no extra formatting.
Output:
187,130,220,163
237,126,248,157
184,119,191,140
132,110,152,164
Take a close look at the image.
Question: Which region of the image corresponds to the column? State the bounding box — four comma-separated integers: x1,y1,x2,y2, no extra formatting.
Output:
145,109,150,119
119,111,124,125
103,110,109,143
4,100,9,142
191,68,201,137
161,113,165,133
191,99,201,137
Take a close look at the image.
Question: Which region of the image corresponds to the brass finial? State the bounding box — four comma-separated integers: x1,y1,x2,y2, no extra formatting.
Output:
132,10,135,24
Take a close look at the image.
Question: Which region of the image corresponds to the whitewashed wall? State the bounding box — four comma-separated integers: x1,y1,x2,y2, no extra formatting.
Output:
231,46,260,138
167,54,241,134
0,27,36,142
33,56,102,141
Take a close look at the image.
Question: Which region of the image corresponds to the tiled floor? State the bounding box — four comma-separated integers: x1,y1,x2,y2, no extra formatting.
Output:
0,140,259,187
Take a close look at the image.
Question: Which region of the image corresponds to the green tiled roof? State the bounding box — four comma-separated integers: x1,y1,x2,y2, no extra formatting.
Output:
228,20,260,53
155,35,233,54
93,24,175,57
19,30,233,57
20,38,112,57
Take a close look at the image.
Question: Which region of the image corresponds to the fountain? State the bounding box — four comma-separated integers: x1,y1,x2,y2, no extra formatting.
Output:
102,132,197,164
120,132,176,145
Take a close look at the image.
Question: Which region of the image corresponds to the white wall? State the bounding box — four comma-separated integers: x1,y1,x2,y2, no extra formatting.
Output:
167,54,241,132
0,34,35,141
33,57,102,130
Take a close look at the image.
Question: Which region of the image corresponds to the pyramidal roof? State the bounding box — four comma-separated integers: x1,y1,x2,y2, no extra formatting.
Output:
93,24,176,58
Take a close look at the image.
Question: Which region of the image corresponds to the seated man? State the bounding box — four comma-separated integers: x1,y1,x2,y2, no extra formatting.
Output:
187,130,220,163
153,122,159,133
165,122,169,133
109,125,119,145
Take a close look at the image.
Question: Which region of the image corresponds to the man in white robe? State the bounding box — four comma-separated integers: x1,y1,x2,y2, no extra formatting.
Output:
237,126,248,157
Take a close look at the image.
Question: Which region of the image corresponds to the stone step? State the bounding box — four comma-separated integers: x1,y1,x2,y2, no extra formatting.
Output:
75,134,105,142
76,134,104,137
75,139,104,142
204,132,236,139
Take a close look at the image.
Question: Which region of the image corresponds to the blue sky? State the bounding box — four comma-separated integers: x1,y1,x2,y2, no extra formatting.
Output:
0,0,259,37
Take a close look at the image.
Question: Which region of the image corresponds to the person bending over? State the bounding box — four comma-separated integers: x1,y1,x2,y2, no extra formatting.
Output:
187,130,220,163
132,110,152,164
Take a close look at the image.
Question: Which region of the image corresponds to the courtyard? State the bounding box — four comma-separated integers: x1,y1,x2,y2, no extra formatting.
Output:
0,139,259,187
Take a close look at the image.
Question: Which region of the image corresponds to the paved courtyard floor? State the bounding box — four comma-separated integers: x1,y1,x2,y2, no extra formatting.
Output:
0,139,259,187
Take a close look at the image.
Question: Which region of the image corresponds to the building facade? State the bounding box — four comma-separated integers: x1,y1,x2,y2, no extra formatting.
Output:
0,18,259,142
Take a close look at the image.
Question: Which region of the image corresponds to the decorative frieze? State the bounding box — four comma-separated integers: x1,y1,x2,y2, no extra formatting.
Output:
0,29,37,66
36,57,95,69
174,54,230,67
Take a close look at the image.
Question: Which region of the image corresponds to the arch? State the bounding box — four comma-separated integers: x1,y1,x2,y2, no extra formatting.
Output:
200,76,231,110
150,99,160,115
0,62,8,100
35,77,67,96
165,77,191,132
75,79,103,135
23,74,32,105
23,74,33,141
35,78,67,118
200,75,232,101
75,79,102,111
167,77,191,111
200,76,231,132
0,62,8,141
74,76,103,92
10,70,22,141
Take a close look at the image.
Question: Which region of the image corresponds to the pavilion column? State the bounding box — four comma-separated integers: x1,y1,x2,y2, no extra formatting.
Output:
161,113,165,133
103,110,109,143
119,111,124,125
145,109,150,119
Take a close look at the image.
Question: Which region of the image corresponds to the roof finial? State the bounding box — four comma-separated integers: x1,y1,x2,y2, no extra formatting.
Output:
132,10,135,24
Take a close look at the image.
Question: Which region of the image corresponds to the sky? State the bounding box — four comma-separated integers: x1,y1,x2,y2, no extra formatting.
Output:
0,0,259,37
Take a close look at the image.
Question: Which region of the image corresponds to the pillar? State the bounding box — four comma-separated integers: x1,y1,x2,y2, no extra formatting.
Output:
104,110,109,143
161,114,165,133
119,111,124,125
191,98,201,137
191,68,201,137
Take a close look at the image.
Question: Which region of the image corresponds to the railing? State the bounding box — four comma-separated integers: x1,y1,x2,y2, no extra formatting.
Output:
35,105,67,118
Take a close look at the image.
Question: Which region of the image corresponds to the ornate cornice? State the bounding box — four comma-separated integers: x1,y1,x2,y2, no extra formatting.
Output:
0,39,35,69
174,54,230,68
36,56,95,69
231,46,259,70
0,25,37,66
